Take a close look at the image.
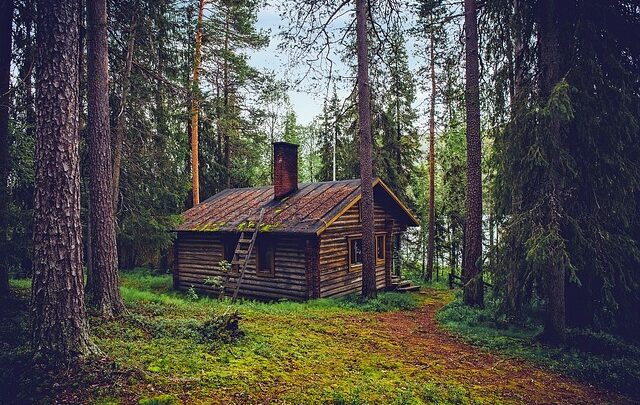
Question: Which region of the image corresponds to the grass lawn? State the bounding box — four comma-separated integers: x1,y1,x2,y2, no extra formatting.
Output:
0,268,636,404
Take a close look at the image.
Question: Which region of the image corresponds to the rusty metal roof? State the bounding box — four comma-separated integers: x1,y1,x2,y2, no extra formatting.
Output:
176,178,419,235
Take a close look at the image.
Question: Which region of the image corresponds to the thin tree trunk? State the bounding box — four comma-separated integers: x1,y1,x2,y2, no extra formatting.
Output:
190,0,204,205
85,0,125,316
512,0,525,110
0,0,13,297
112,15,137,210
538,0,565,343
32,0,93,360
426,22,436,282
462,0,484,307
223,13,231,189
355,0,376,299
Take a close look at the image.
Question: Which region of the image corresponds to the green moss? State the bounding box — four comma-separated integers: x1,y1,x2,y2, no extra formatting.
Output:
192,221,226,232
138,394,179,405
258,223,280,232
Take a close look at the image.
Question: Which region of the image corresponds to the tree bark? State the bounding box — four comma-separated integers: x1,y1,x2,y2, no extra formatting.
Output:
355,0,376,299
0,0,13,297
537,0,565,343
85,0,125,316
462,0,484,306
426,21,436,282
112,15,137,211
190,0,204,204
32,0,93,360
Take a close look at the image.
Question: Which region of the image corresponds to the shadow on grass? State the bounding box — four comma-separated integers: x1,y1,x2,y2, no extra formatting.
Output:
0,285,142,404
437,295,640,400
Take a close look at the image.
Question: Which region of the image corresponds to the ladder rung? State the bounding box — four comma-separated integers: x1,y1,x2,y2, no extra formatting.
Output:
235,249,249,255
238,238,252,244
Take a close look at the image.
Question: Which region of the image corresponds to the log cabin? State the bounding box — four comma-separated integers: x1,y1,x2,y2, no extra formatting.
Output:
173,142,420,300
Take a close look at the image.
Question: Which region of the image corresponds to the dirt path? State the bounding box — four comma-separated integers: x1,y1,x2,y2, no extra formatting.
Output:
374,289,632,405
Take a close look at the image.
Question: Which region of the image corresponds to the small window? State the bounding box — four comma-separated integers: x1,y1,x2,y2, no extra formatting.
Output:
349,237,363,269
376,235,385,264
222,235,239,272
257,239,275,276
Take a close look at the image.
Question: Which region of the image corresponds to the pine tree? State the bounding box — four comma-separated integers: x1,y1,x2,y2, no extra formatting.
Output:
85,0,125,316
31,0,93,360
462,0,484,306
0,0,13,296
190,0,204,204
356,0,376,299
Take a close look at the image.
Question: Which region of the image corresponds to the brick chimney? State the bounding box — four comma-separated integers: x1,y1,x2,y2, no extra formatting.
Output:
273,142,298,199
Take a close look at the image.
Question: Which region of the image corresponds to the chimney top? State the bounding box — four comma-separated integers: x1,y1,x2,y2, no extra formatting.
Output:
273,142,298,200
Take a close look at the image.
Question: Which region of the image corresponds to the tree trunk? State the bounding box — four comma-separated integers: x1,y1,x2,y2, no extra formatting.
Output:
0,0,13,297
85,0,125,316
462,0,484,307
223,13,231,189
426,22,436,282
538,0,565,343
512,0,525,110
112,15,137,211
355,0,376,299
32,0,93,360
190,0,204,205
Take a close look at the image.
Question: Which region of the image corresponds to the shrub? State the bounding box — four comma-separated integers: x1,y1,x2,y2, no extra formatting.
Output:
196,310,244,345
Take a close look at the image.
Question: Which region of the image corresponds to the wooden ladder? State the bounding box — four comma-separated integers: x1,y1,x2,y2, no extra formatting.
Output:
224,208,265,302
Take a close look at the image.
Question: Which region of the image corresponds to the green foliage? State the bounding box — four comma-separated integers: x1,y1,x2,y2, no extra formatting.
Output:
491,0,640,338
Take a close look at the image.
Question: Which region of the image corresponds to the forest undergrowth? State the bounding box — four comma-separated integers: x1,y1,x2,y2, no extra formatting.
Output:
0,268,636,404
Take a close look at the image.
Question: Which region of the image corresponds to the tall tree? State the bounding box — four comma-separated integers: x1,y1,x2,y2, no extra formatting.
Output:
426,16,436,282
190,0,204,205
85,0,125,316
31,0,93,359
462,0,483,306
0,0,13,296
536,0,565,342
356,0,376,299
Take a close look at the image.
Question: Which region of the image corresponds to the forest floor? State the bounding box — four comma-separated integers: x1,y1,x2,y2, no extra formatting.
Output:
1,269,637,405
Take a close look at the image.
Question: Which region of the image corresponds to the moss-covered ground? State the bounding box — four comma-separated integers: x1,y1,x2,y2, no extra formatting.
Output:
0,269,634,404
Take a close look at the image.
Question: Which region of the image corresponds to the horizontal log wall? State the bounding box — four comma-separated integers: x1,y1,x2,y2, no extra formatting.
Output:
175,232,308,300
318,200,405,298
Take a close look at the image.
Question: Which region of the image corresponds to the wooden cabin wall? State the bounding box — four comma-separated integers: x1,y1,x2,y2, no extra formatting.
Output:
318,200,407,298
174,232,308,300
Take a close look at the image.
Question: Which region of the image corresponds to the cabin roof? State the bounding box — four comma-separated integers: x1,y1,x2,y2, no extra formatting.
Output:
176,178,419,235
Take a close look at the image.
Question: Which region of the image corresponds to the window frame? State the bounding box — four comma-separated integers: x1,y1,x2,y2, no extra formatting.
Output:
256,237,276,277
222,234,239,273
347,235,363,271
375,234,386,265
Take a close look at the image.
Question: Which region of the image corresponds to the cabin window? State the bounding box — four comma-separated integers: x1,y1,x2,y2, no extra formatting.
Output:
376,234,385,264
257,239,275,276
349,237,363,269
222,235,239,272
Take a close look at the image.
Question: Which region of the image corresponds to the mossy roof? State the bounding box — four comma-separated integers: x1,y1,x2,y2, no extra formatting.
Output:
176,178,419,235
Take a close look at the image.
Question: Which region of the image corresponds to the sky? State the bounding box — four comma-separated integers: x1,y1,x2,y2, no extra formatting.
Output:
249,3,324,125
248,2,430,127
